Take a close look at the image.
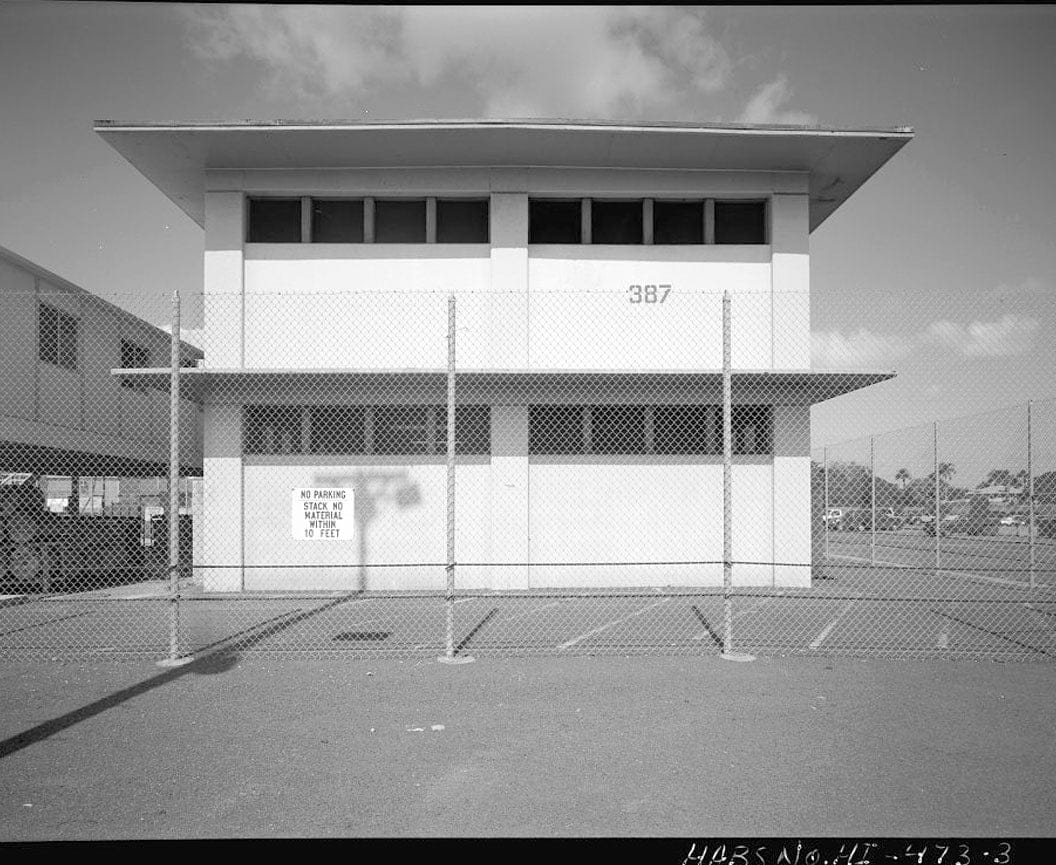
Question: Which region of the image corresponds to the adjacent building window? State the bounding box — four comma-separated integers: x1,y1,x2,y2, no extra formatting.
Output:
247,198,302,243
38,303,78,371
529,404,773,456
243,404,491,456
714,200,767,244
436,199,489,243
653,201,704,245
591,200,643,244
529,200,582,244
374,200,427,243
311,199,364,243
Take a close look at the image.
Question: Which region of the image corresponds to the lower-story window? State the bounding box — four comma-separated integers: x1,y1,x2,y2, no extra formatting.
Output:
528,404,774,456
243,404,490,455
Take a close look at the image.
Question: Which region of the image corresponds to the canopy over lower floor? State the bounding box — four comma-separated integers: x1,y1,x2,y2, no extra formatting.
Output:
114,368,896,406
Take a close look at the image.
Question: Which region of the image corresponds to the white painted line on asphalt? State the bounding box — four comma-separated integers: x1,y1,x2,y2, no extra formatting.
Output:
809,600,857,650
936,569,1054,592
453,597,477,605
692,596,775,641
557,598,670,650
832,552,1054,592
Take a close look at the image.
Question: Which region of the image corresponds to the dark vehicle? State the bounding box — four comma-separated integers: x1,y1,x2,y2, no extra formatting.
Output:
1,476,146,592
837,507,900,532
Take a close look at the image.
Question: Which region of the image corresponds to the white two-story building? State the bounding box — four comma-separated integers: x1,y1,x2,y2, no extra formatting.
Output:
97,119,909,592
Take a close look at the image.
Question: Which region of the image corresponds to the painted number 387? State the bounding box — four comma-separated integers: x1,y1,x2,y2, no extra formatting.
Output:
628,284,671,304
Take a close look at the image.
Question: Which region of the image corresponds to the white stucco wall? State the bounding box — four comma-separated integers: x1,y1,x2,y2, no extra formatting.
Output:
195,166,815,591
201,167,811,373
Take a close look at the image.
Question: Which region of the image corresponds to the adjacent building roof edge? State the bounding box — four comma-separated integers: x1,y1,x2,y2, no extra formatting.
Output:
0,242,204,359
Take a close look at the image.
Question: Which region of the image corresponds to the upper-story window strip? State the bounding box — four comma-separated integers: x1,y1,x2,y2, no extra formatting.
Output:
247,197,489,244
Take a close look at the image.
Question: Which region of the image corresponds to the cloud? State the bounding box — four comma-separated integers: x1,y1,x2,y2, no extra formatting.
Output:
738,74,817,126
183,6,404,101
811,328,913,368
813,313,1042,367
923,314,1039,357
181,6,732,119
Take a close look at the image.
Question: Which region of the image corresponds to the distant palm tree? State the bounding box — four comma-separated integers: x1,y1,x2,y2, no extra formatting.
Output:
895,468,911,490
938,462,956,485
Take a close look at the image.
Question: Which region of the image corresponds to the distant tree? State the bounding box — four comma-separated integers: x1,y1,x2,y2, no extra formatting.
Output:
938,462,956,486
979,468,1015,489
1035,471,1056,504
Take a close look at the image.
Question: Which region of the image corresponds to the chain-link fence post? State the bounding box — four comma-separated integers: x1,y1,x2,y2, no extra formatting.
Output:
1027,400,1035,590
721,290,753,662
439,294,473,664
933,421,941,575
870,435,877,566
823,446,829,563
158,289,192,667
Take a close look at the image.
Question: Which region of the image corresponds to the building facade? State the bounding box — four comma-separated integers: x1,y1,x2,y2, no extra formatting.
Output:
0,242,203,484
97,120,910,592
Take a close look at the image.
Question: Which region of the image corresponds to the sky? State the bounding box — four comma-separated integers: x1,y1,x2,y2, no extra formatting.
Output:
1,3,1054,484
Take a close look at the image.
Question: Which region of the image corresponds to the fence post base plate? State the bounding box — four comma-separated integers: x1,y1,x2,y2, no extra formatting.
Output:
437,655,476,665
156,656,195,668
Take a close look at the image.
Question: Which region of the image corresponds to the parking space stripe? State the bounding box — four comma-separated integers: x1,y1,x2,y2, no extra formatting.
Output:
809,600,856,649
557,598,670,650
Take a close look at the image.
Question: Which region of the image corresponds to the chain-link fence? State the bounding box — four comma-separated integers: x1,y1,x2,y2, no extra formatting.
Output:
1,286,1053,661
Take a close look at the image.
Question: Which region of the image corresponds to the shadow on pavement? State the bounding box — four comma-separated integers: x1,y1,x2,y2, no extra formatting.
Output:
0,594,358,760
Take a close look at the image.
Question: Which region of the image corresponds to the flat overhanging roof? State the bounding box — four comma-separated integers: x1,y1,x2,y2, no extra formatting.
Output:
114,367,895,405
94,119,912,232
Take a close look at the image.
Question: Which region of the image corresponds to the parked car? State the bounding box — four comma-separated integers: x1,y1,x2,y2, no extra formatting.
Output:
923,513,962,536
999,514,1026,527
834,507,900,532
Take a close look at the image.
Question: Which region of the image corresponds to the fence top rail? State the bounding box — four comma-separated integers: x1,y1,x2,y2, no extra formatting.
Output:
816,394,1056,453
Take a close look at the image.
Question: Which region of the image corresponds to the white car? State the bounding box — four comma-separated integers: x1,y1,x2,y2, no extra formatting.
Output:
999,515,1026,526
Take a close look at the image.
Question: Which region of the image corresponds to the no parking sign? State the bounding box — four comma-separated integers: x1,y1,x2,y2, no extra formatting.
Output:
291,488,353,540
